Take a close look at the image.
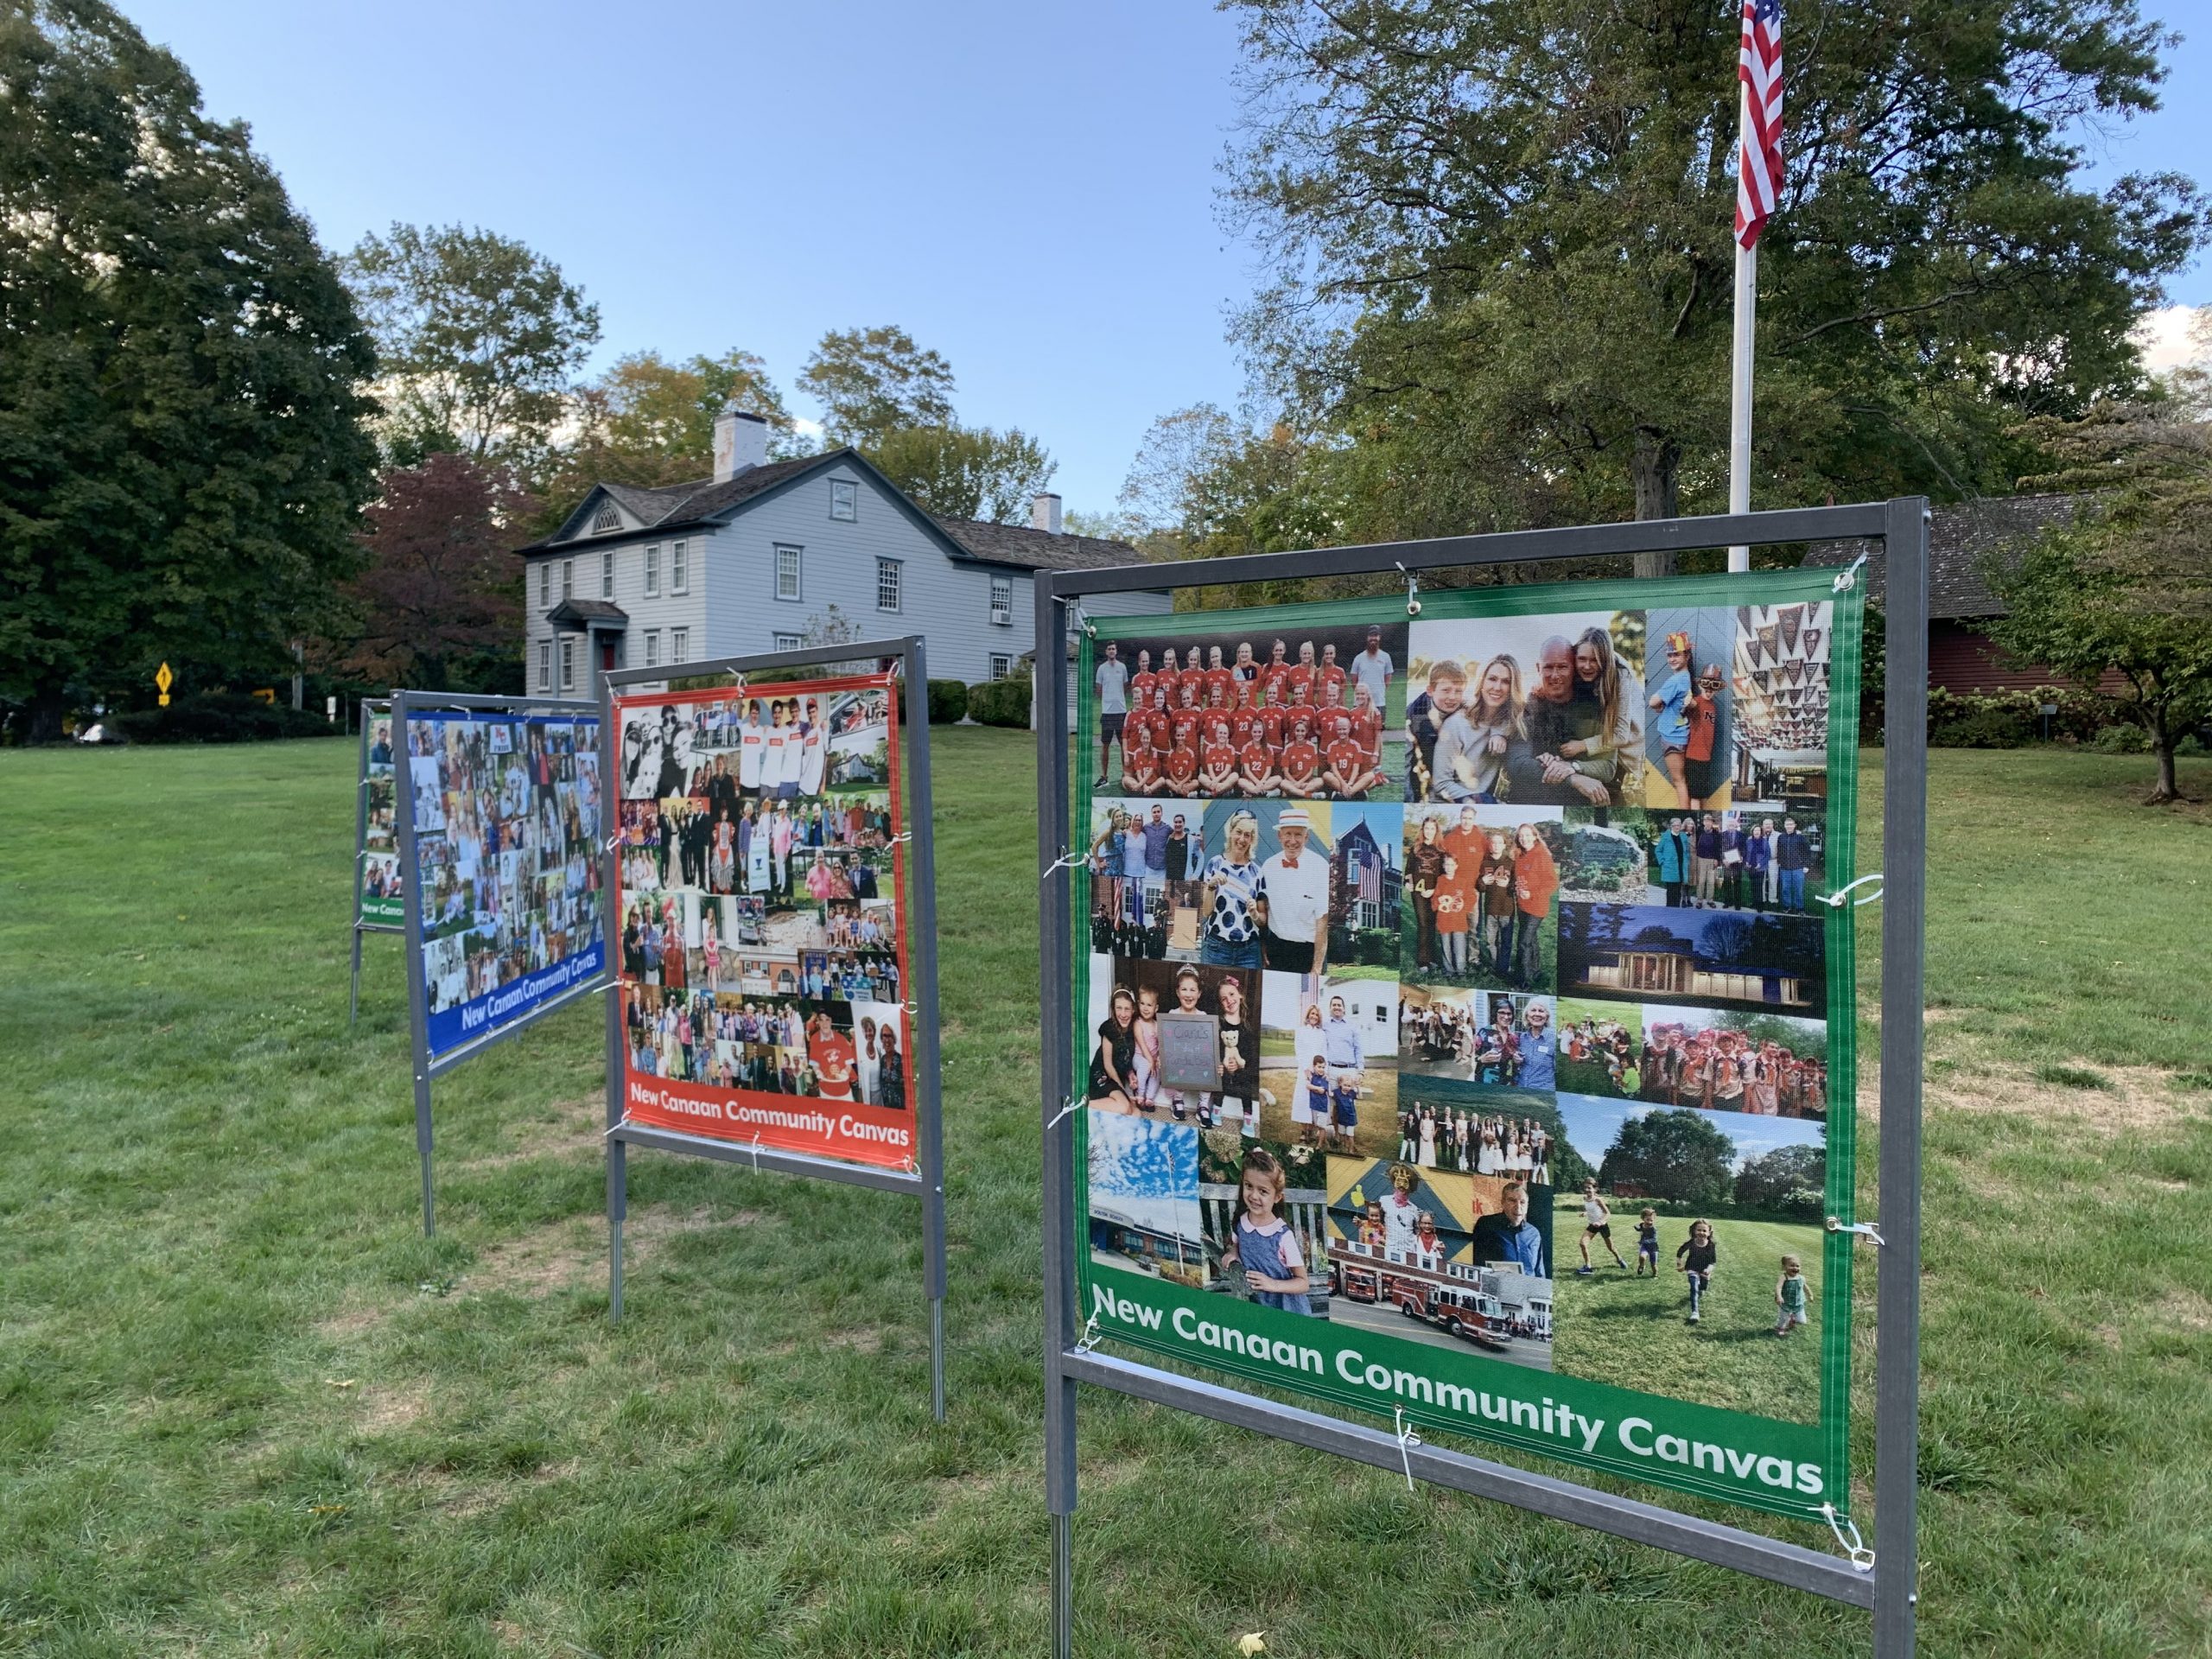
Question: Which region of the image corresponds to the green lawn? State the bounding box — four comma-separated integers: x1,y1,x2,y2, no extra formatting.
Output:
1,735,2209,1656
1550,1204,1825,1424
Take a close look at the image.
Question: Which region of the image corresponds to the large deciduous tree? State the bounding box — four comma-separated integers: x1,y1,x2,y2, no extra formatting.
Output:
1219,0,2204,569
869,424,1056,523
0,0,378,741
1989,344,2212,803
1598,1109,1738,1208
342,222,600,462
342,454,531,692
799,325,957,448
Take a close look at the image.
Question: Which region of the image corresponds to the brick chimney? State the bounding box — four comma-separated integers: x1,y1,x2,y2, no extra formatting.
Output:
1030,491,1064,535
713,402,769,482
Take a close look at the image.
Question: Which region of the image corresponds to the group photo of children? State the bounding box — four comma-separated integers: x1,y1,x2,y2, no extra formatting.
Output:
1403,609,1643,807
1551,1000,1828,1117
408,713,604,1020
1090,620,1408,804
1548,1091,1827,1421
612,677,911,1122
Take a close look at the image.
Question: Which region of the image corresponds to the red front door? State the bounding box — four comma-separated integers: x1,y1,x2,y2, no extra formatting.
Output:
600,637,617,671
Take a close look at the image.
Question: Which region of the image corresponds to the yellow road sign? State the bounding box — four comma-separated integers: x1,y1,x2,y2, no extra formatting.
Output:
156,661,173,707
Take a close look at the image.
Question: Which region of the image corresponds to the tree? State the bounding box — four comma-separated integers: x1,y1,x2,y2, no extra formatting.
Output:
1989,353,2212,802
869,424,1056,523
342,222,600,462
1733,1143,1827,1217
1598,1109,1736,1208
798,325,956,448
1219,0,2204,570
532,347,796,532
0,0,378,741
341,454,531,692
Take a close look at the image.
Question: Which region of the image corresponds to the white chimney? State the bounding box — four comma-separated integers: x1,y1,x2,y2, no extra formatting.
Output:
712,402,769,482
1030,491,1064,535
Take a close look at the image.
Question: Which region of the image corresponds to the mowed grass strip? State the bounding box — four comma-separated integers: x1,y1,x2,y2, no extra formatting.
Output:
0,735,2205,1656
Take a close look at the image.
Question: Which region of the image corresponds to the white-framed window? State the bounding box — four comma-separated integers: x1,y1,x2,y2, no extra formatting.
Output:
644,544,660,597
559,636,575,692
539,562,551,607
830,478,857,522
990,652,1014,680
644,629,661,668
989,575,1013,626
773,632,803,651
875,557,901,613
671,627,689,664
561,559,574,601
537,640,552,692
593,501,622,533
671,539,689,595
774,543,802,601
600,550,614,599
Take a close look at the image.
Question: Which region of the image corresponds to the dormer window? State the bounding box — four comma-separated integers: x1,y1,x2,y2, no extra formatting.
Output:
593,501,622,534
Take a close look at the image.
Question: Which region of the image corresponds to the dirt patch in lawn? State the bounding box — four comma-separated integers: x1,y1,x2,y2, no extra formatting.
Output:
1929,1058,2209,1135
453,1096,603,1171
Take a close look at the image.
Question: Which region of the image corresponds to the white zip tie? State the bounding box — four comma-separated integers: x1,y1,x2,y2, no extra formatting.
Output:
1041,847,1084,879
1832,551,1870,594
1046,1096,1080,1130
1826,1217,1886,1247
1394,562,1422,618
1072,1313,1104,1354
748,1133,762,1171
1393,1406,1422,1491
887,830,914,844
1819,1503,1875,1570
1823,872,1885,908
602,1117,632,1139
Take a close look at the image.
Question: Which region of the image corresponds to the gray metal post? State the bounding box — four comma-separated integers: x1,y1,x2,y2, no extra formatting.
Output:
1874,498,1930,1658
350,926,365,1027
901,635,951,1423
391,690,438,1238
1035,575,1079,1659
602,665,628,1323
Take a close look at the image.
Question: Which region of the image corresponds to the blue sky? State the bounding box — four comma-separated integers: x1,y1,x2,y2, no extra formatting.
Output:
122,1,2210,512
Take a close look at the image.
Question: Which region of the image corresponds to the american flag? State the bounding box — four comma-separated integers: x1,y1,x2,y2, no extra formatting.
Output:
1735,0,1783,249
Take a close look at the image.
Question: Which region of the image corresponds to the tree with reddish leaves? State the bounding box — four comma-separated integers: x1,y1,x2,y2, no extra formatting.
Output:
344,454,532,692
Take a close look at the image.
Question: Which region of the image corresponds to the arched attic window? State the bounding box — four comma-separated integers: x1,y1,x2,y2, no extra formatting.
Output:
593,501,623,533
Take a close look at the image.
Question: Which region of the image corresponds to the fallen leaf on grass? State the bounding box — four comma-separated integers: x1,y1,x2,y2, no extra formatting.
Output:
1238,1636,1267,1656
325,1378,357,1389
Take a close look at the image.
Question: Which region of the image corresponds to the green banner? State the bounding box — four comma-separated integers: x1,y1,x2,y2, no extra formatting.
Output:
1069,568,1861,1522
358,699,404,928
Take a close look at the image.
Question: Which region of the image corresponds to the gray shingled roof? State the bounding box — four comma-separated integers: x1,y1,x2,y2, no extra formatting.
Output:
1802,493,2088,620
929,516,1142,571
518,454,836,554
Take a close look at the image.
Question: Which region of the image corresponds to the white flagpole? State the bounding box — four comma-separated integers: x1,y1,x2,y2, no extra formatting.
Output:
1727,79,1756,573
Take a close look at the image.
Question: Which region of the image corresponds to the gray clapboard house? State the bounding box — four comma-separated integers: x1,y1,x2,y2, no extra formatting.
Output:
517,404,1171,693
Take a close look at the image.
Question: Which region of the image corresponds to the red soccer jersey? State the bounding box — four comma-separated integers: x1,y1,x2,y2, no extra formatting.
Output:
1284,665,1316,705
1349,707,1383,754
1260,664,1291,705
810,1031,857,1100
1327,737,1370,787
1237,741,1274,785
1177,669,1206,706
1164,743,1199,788
1255,708,1287,749
1229,709,1261,749
1202,668,1235,708
1318,664,1349,708
1169,709,1203,751
1280,739,1319,786
1286,711,1318,746
1129,671,1158,707
1126,747,1164,791
1201,741,1237,782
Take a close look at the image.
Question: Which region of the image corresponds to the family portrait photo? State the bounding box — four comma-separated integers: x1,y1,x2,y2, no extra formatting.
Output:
1556,902,1827,1014
1088,1109,1205,1290
1401,803,1562,993
406,712,604,1027
1253,969,1398,1155
1548,1091,1828,1422
1404,609,1643,807
1085,953,1263,1133
1731,601,1834,804
1551,1000,1828,1117
1556,806,1827,912
1323,1154,1554,1368
1090,620,1408,804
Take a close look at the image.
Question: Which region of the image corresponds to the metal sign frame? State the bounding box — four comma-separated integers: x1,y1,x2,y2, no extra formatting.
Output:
600,637,950,1423
391,687,610,1236
350,696,403,1026
1034,499,1928,1657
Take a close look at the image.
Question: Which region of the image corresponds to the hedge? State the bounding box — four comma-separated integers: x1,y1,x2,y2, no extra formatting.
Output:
110,693,341,745
926,679,969,724
967,675,1032,728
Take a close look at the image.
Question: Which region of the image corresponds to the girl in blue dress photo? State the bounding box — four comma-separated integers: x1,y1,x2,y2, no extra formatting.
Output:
1224,1147,1316,1314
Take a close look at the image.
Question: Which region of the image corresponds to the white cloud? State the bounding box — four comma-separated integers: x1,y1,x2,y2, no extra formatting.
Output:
2133,304,2210,377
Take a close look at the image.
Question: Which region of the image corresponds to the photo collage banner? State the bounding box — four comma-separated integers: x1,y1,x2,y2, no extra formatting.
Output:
610,675,917,1170
358,699,404,929
402,708,607,1058
1068,570,1864,1517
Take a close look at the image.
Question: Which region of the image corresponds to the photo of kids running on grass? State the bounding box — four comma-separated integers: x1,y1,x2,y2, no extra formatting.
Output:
1548,1090,1827,1422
